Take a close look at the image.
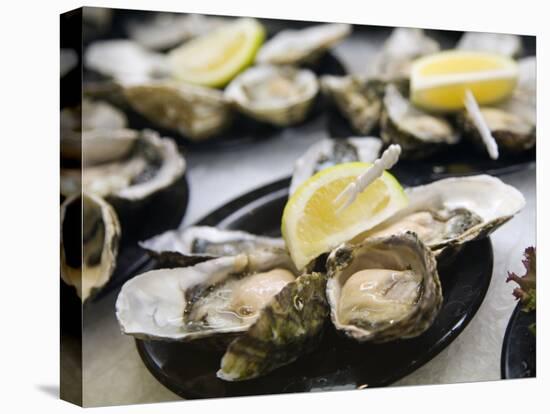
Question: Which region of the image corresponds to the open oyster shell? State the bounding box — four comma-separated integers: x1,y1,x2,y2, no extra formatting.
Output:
289,136,383,194
256,23,351,66
326,232,442,342
225,65,319,126
456,32,523,58
360,175,525,257
116,249,299,342
380,84,458,159
61,193,121,301
321,75,385,135
218,272,329,381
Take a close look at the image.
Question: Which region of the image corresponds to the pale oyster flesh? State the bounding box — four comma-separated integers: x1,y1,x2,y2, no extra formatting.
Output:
326,232,442,342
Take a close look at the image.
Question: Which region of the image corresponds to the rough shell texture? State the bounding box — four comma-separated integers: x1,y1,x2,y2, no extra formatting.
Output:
256,23,351,66
289,137,383,194
115,249,298,342
225,65,319,126
326,232,442,342
217,272,329,381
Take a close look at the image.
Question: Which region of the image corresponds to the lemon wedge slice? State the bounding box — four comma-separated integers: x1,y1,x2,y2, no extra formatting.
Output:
410,50,519,111
168,18,265,88
281,162,408,269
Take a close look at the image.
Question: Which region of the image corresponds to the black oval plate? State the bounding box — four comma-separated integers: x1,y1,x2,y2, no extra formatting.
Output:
135,177,493,399
501,303,536,379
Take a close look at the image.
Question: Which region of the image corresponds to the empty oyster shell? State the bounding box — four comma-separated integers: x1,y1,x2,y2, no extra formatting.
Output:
218,271,328,381
321,75,385,135
116,249,299,341
326,232,442,342
360,175,525,256
124,81,233,140
256,23,351,66
380,84,458,159
457,32,523,58
140,226,285,265
225,65,319,126
61,193,121,301
289,136,383,194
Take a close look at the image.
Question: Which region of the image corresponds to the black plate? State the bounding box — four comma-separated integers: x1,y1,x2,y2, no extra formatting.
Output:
501,303,536,379
135,177,494,399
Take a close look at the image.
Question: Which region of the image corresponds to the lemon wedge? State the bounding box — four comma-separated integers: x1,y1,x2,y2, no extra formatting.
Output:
410,50,519,111
168,18,265,88
281,162,408,269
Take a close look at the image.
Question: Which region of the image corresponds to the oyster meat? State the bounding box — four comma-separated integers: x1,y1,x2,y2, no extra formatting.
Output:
321,75,385,135
256,23,351,66
326,232,442,342
225,65,319,126
456,32,523,57
380,84,458,159
290,136,383,194
360,175,525,256
61,193,121,301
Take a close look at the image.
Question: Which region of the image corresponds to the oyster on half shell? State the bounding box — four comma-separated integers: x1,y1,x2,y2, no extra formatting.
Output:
326,232,442,342
225,65,319,126
456,32,523,58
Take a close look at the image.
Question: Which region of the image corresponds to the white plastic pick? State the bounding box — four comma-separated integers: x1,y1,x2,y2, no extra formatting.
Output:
464,89,499,160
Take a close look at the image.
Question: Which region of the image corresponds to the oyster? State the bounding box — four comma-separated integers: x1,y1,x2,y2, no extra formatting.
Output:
321,75,385,135
256,23,351,66
61,193,121,301
224,65,319,126
140,226,285,265
115,249,300,341
360,175,525,256
457,57,536,154
124,81,233,140
218,272,328,381
380,84,458,159
457,32,523,58
289,136,383,194
326,232,442,342
367,28,440,81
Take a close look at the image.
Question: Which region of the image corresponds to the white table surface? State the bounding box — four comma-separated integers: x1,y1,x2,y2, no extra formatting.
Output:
80,35,536,407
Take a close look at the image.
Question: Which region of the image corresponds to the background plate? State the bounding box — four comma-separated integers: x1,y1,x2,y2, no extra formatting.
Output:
501,303,536,379
135,177,494,399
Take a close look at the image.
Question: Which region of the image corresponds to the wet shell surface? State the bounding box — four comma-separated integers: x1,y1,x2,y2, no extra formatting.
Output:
61,193,121,301
225,65,319,126
326,232,442,342
256,23,351,66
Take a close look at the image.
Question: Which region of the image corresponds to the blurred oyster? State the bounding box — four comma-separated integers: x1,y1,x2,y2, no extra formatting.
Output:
61,193,121,301
124,81,233,140
225,65,319,126
321,75,385,134
256,23,351,65
218,272,328,381
140,226,285,265
367,28,440,81
457,32,523,57
380,84,458,159
290,136,383,194
457,57,536,154
360,175,525,256
116,249,299,341
326,233,442,342
127,13,228,51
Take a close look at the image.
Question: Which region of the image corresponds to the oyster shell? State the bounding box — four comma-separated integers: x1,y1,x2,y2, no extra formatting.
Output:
326,232,442,342
124,81,233,140
140,226,285,265
224,65,319,126
380,84,458,159
360,175,525,256
321,75,385,135
115,249,299,341
61,193,121,301
256,23,351,66
457,32,523,58
289,136,383,194
218,271,328,381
